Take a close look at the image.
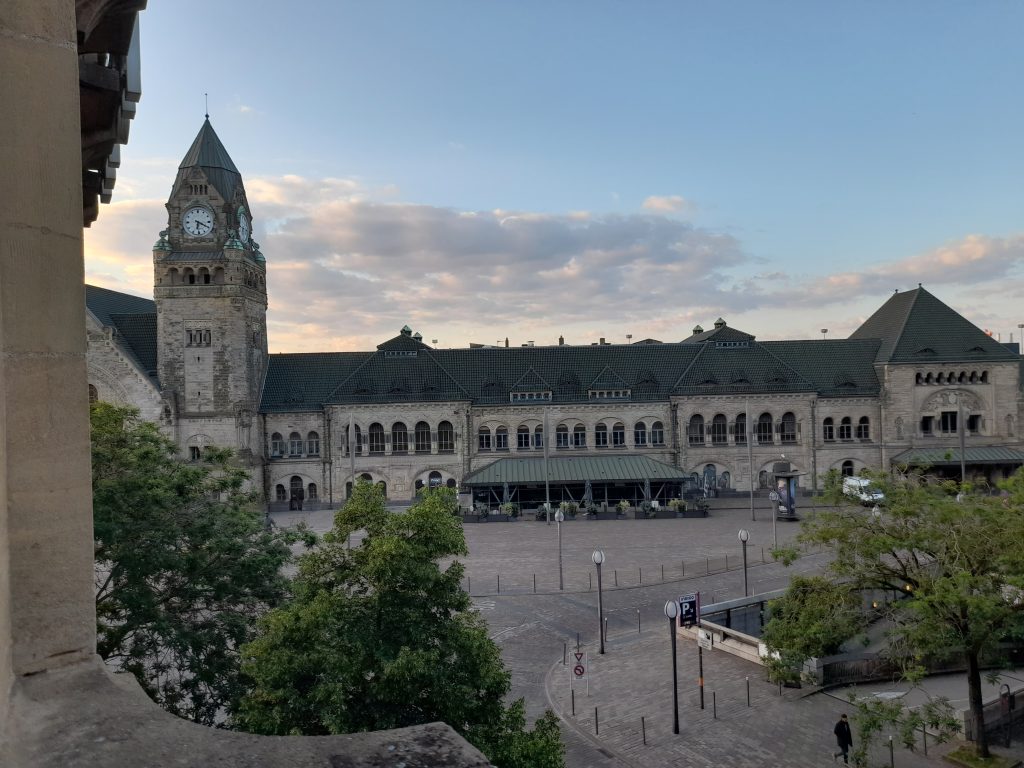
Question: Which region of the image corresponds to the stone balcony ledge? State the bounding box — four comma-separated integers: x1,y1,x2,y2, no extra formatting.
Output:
4,657,491,768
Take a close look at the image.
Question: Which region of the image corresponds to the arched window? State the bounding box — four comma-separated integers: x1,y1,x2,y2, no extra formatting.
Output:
734,413,747,445
307,483,318,501
856,417,870,441
925,373,933,384
517,425,531,450
446,478,457,489
822,417,834,442
650,421,665,446
981,371,989,383
688,415,705,446
841,460,855,477
612,422,625,446
392,422,408,453
275,484,286,502
376,480,387,497
719,471,731,489
573,424,587,448
415,479,424,492
368,423,385,454
634,421,648,446
936,372,945,384
780,412,796,444
290,475,303,498
702,464,717,489
711,414,727,445
915,372,923,385
415,421,431,453
428,471,443,488
758,469,769,489
438,421,454,452
533,425,544,449
270,432,284,457
288,432,303,457
88,384,98,404
839,417,853,441
495,426,509,451
756,413,773,444
360,473,373,481
595,423,609,447
478,426,492,451
556,424,570,448
306,431,320,456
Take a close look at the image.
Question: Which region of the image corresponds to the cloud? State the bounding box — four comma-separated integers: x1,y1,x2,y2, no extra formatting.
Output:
642,194,690,213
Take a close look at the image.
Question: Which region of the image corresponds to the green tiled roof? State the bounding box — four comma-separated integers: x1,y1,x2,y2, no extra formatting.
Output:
763,339,881,398
850,287,1017,363
109,313,157,374
672,342,816,394
172,118,243,205
261,352,372,412
462,455,691,485
85,284,155,326
891,446,1024,466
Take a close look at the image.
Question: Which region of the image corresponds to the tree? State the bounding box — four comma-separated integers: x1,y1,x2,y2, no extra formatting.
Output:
235,482,565,768
769,468,1024,760
91,402,312,725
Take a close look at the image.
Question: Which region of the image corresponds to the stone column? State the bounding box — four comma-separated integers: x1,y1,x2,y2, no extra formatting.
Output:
1,0,96,708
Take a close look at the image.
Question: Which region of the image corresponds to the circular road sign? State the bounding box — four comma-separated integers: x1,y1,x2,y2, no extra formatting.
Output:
573,664,585,678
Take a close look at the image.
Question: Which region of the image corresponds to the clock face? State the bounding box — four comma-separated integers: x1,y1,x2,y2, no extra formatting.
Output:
238,210,250,243
182,206,214,237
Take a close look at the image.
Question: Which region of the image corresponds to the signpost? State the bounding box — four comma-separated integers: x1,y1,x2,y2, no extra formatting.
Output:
679,592,699,627
570,651,589,696
698,628,714,649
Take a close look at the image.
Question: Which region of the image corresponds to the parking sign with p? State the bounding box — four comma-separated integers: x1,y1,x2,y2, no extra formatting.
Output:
679,592,699,627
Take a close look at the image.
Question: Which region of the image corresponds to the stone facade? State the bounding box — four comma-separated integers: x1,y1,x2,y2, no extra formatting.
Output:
85,123,1024,510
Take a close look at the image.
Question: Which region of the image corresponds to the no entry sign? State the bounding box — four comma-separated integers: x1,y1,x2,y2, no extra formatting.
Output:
572,651,587,679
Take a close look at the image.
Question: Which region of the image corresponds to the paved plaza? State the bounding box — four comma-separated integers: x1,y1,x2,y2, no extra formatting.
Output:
270,502,1024,767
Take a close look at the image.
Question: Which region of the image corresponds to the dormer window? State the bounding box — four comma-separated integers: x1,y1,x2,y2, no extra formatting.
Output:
588,389,630,400
510,391,552,402
715,341,749,348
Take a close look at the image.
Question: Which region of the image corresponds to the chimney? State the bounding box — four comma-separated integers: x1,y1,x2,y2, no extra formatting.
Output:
692,325,704,336
505,337,509,348
558,335,564,346
599,337,605,345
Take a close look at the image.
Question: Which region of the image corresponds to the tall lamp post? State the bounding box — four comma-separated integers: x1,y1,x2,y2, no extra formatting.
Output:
738,529,750,597
592,549,606,654
555,509,565,590
664,600,680,734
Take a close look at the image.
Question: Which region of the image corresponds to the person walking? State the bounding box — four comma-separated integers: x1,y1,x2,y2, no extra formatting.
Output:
832,713,853,763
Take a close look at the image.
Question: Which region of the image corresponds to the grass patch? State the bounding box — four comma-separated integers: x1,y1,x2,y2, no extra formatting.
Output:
944,745,1021,768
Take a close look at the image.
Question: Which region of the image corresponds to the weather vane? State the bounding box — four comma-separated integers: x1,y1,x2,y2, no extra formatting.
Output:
204,92,209,120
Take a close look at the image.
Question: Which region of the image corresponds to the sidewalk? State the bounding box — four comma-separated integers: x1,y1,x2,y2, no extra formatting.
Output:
545,627,1022,768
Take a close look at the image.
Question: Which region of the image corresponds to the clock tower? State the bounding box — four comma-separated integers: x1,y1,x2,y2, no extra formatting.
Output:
154,117,268,468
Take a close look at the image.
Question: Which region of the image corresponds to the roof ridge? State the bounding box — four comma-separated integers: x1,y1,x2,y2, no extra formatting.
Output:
420,349,473,400
323,351,380,402
756,341,817,390
671,343,707,390
890,287,922,355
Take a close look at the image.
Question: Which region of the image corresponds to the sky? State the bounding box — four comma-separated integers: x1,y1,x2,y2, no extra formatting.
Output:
84,1,1024,353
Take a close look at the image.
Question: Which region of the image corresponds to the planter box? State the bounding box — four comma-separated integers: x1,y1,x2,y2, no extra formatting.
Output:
590,509,617,520
654,509,676,519
462,514,514,522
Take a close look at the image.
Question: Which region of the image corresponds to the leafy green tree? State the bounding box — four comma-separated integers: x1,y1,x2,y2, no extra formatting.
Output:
760,575,864,683
235,482,564,767
770,468,1024,760
92,402,311,725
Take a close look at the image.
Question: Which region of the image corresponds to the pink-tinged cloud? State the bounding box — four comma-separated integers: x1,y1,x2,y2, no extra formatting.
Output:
642,194,690,213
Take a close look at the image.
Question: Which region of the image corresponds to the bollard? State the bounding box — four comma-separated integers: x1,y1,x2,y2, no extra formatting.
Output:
563,642,566,665
706,557,709,575
661,564,665,581
614,569,618,587
595,707,599,735
589,572,592,591
576,631,580,651
746,676,750,707
533,573,536,593
639,567,642,585
681,560,685,577
497,574,500,593
604,617,608,644
642,715,646,745
726,554,729,571
922,724,927,755
778,681,783,696
888,734,894,768
571,688,575,716
713,691,717,719
761,546,765,563
467,576,471,595
637,609,641,634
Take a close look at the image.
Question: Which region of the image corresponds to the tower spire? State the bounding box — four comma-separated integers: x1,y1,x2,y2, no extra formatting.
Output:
204,92,209,120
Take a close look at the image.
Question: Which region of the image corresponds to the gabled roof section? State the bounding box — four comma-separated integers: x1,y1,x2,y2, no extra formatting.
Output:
322,346,469,405
85,284,155,326
763,339,881,397
109,313,157,375
510,367,551,392
673,341,815,394
681,321,755,345
261,353,373,412
588,365,628,390
376,331,431,352
172,118,243,204
850,287,1016,363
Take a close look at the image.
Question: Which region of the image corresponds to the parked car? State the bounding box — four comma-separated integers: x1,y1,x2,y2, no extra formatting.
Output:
842,476,884,505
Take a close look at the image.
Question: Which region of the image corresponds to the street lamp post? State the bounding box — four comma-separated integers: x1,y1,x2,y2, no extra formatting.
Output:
738,529,750,597
592,549,606,654
664,600,680,734
555,509,565,590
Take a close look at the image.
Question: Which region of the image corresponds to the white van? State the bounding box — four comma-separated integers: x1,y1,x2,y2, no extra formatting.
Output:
842,476,884,505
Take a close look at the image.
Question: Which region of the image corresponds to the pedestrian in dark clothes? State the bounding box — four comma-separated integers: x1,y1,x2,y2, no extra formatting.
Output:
833,713,853,763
